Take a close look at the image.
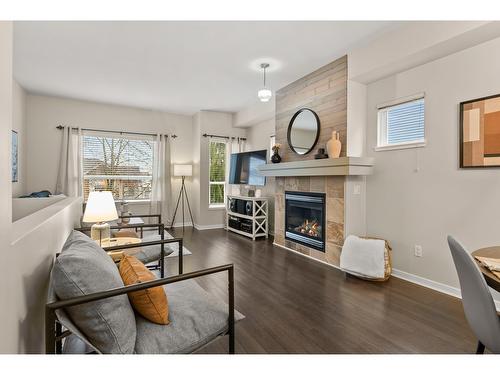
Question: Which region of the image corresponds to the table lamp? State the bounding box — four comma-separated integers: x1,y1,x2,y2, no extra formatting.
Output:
171,164,194,232
83,191,118,246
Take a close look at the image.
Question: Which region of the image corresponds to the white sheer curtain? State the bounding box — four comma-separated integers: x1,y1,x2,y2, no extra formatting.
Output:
225,136,246,196
55,126,82,197
150,134,172,226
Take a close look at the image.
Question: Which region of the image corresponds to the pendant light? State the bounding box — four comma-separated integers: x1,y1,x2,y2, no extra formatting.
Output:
257,63,272,102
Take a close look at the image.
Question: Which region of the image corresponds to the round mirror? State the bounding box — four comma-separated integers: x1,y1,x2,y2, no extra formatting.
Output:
287,108,320,155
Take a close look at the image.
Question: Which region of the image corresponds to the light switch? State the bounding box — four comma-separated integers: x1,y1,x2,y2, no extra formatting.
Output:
353,184,361,195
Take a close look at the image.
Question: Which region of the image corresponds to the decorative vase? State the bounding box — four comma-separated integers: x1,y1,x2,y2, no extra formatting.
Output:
314,148,329,159
326,131,342,158
120,202,131,224
271,149,282,163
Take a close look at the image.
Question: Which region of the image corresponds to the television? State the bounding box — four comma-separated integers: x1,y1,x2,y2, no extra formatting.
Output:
228,150,267,186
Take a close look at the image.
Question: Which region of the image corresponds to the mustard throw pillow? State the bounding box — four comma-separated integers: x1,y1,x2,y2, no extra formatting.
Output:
119,255,169,325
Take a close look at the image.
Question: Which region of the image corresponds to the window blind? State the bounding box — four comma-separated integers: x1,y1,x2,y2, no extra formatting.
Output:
82,133,154,201
384,98,425,145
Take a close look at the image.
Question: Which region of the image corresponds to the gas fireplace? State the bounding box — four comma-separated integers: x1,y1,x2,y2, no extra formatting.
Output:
285,191,326,252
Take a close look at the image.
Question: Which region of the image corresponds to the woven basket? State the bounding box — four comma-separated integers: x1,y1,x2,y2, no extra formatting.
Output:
353,237,392,282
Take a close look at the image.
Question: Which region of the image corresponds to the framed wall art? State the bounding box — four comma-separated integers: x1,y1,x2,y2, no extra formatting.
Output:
460,93,500,168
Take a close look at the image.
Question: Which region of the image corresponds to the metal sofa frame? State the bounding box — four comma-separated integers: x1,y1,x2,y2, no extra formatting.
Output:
45,264,235,354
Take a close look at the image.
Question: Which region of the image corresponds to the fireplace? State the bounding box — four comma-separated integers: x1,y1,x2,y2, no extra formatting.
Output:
285,191,326,252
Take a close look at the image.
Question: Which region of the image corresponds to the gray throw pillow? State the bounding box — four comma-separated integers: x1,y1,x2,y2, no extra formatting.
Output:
52,230,136,353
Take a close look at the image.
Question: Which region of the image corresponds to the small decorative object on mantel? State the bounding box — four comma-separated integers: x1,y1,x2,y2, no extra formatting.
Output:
314,148,328,159
326,130,342,159
271,143,282,163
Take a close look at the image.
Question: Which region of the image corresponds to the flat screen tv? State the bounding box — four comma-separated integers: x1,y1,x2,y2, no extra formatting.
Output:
228,150,267,186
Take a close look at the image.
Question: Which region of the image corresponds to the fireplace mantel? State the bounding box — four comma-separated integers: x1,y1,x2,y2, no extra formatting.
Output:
257,157,374,177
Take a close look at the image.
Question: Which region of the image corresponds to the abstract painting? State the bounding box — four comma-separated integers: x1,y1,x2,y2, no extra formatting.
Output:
12,130,18,182
460,94,500,168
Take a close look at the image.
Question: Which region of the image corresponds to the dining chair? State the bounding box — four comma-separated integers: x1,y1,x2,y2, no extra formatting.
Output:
447,236,500,354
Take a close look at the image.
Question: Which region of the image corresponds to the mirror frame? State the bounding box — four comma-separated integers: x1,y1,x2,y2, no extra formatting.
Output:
287,108,321,155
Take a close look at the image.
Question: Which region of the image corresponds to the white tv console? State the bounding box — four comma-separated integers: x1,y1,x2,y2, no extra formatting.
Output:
226,195,269,240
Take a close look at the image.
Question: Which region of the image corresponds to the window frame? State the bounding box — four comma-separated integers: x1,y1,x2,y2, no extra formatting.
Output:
81,131,155,203
208,139,227,209
375,94,426,152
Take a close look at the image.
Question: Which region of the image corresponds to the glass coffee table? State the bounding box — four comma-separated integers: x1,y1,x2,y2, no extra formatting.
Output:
97,237,142,262
117,217,145,237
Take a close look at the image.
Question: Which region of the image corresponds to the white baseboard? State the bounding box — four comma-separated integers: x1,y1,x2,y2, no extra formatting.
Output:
392,268,500,311
171,222,193,228
273,241,500,311
194,223,225,230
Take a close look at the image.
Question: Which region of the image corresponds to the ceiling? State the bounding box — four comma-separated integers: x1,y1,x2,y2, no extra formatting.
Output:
14,21,396,115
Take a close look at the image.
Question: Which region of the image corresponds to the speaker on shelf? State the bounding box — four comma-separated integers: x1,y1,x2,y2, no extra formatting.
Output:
229,198,236,213
245,201,253,216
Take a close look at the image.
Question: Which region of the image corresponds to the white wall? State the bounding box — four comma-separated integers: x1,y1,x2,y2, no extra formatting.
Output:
350,21,500,83
0,20,14,353
365,36,500,300
246,118,276,233
25,94,194,226
195,111,246,228
12,80,26,198
10,197,82,353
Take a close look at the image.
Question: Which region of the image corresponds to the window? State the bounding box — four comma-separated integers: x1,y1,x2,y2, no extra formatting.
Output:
377,96,425,150
82,133,154,201
209,140,226,207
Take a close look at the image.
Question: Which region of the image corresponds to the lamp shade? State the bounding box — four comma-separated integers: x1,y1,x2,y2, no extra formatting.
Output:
83,191,118,223
174,164,193,177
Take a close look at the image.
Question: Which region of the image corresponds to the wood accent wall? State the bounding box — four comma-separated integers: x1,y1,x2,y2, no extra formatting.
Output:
275,55,347,162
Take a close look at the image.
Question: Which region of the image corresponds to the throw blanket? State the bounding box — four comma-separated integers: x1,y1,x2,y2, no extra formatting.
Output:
340,235,385,279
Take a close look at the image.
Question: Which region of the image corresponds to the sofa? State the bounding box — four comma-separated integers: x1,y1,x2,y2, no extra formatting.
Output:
46,230,243,354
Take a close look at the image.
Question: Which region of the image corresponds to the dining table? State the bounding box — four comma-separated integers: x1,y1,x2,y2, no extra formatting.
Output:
472,246,500,292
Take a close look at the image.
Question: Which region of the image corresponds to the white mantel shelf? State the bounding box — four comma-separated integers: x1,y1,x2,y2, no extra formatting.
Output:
257,157,374,177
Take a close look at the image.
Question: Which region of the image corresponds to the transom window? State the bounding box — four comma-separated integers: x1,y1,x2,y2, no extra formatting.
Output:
377,95,425,150
82,132,154,201
209,140,226,208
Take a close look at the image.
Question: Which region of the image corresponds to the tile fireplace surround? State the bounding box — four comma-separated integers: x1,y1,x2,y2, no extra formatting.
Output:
275,176,345,266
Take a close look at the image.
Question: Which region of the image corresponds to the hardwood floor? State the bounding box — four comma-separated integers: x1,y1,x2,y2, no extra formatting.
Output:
166,228,476,354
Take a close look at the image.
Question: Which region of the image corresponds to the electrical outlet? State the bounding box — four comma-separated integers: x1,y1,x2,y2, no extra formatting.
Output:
414,245,423,257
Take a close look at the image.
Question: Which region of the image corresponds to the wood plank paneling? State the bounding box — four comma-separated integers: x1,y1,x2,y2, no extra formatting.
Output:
276,55,348,162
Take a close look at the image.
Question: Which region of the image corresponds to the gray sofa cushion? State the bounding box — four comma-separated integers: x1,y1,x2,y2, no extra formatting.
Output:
134,279,244,354
132,244,174,265
52,230,137,354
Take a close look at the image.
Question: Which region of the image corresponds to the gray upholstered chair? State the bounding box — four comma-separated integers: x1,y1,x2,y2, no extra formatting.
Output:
447,236,500,354
46,230,243,354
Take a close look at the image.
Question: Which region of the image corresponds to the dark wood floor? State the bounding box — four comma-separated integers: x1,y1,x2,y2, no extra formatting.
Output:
166,228,477,354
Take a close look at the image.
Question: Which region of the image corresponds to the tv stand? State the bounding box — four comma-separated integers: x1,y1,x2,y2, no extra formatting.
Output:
226,195,269,240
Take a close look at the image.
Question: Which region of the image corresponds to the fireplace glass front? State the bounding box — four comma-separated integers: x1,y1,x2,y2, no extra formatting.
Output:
285,191,326,252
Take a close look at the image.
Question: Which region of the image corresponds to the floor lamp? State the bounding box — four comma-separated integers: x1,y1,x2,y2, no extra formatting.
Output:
170,164,194,233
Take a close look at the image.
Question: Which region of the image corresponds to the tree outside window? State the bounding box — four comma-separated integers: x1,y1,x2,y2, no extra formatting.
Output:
82,134,154,202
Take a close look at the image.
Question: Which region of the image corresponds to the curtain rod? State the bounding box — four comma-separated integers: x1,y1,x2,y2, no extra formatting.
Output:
56,125,178,138
202,133,247,141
